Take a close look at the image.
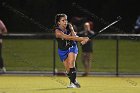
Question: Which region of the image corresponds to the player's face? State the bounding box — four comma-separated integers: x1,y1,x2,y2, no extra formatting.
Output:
84,22,90,31
58,17,68,28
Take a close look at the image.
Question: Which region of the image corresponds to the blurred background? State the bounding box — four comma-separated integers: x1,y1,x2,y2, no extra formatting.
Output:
0,0,139,33
0,0,140,75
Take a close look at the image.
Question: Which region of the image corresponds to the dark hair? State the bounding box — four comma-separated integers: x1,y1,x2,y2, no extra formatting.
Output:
55,13,67,26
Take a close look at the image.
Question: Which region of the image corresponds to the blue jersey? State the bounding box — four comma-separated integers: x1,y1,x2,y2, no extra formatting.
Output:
55,27,78,62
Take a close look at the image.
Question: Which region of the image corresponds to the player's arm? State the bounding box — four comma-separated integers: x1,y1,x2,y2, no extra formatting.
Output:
55,29,89,42
68,23,77,36
0,20,7,34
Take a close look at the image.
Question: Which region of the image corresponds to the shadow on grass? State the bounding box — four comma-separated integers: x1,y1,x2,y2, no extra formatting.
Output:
36,87,68,91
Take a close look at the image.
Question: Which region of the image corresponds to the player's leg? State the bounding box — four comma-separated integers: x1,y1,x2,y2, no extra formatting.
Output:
63,60,71,84
0,43,3,68
0,43,6,73
67,52,77,83
86,53,91,75
0,57,4,69
63,57,77,88
82,53,88,76
63,52,76,83
64,52,80,88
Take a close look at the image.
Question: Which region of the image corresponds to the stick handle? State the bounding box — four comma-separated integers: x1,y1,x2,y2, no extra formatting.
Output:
89,17,121,39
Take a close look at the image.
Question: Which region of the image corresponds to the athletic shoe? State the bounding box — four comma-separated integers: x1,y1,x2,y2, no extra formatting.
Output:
74,81,81,88
67,81,81,88
67,83,77,88
1,67,6,73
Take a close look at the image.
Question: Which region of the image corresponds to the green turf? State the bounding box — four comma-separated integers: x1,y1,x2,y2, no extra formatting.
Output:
3,39,54,71
2,39,140,73
0,76,140,93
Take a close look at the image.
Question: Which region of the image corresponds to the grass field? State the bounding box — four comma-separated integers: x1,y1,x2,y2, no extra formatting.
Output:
0,75,140,93
2,39,140,73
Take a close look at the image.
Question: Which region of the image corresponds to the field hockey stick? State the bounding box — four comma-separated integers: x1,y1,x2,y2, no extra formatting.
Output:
89,16,122,39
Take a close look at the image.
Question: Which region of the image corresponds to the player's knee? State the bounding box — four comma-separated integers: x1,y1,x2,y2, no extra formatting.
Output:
68,61,75,68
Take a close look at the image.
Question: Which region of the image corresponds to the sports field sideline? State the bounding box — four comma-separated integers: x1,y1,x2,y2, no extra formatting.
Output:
0,75,140,93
